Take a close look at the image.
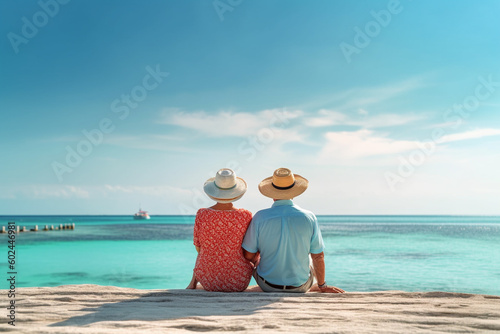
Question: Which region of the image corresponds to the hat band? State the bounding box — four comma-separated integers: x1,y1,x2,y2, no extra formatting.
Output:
272,181,296,190
215,183,237,190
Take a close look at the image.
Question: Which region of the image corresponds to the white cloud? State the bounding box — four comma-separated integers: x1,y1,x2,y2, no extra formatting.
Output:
4,184,195,203
304,109,347,127
354,113,424,128
13,185,91,199
297,76,427,112
104,185,134,193
426,121,463,129
319,129,419,161
103,184,192,197
305,109,424,128
158,108,303,138
317,127,500,165
438,128,500,144
295,76,431,134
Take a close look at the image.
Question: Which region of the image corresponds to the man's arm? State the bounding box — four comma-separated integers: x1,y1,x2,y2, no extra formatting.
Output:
311,252,345,293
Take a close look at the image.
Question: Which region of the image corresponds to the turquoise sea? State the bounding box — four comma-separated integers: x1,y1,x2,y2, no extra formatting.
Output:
1,215,499,296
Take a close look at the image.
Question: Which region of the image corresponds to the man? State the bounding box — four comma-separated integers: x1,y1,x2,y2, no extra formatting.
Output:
242,168,344,293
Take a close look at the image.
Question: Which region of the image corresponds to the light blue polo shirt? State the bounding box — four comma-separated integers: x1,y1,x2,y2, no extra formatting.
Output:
242,200,324,286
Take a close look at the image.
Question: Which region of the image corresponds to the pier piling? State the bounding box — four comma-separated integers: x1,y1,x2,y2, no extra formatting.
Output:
2,223,75,233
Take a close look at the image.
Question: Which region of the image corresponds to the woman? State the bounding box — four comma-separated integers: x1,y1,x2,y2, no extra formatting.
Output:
186,168,255,292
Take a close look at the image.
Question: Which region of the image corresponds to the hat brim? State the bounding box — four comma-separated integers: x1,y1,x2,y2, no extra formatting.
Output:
204,177,247,203
258,174,308,199
206,193,245,204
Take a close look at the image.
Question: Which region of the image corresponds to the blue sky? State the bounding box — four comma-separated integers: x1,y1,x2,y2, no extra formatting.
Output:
1,0,499,214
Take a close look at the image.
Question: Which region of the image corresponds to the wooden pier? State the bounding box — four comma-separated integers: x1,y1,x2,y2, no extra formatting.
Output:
1,223,75,233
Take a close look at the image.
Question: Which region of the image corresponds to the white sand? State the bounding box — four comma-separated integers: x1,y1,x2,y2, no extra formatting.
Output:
6,284,500,333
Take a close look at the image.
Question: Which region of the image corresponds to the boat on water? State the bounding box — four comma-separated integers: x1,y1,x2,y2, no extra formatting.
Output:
133,208,150,220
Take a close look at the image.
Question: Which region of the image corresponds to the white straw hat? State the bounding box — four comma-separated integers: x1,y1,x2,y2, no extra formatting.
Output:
258,167,308,200
204,168,247,203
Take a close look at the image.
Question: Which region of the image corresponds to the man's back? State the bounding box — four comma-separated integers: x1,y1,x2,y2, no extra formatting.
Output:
242,200,324,286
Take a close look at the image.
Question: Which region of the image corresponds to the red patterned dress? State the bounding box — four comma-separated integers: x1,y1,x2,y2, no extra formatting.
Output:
193,208,254,292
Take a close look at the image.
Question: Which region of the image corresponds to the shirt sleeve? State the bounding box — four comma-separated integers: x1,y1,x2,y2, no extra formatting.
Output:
309,214,325,254
242,215,258,253
193,210,201,247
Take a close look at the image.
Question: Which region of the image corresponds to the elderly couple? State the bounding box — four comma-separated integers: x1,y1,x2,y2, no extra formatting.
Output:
186,167,345,293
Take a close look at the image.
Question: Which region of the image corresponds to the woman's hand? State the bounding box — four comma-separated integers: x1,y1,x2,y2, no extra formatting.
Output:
186,274,198,289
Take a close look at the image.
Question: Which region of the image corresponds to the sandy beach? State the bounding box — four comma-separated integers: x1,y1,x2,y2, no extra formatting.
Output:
4,284,499,333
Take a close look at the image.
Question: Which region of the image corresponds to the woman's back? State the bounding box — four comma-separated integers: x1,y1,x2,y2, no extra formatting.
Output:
194,208,253,292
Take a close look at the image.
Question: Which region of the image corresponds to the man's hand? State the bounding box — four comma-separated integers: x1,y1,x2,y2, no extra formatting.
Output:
319,285,345,293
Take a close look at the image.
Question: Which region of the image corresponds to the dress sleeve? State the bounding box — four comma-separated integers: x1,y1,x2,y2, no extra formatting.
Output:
243,209,253,227
310,214,325,254
193,210,202,247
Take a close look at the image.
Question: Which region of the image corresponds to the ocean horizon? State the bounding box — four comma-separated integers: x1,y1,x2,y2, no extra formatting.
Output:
2,215,499,296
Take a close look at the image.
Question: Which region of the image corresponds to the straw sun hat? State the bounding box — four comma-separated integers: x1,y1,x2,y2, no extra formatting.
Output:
203,168,247,203
258,168,308,200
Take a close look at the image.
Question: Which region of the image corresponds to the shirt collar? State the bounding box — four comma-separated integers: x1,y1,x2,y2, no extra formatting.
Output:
271,199,294,207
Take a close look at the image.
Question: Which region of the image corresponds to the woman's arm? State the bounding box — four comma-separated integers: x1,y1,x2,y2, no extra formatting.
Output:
186,249,201,289
187,211,202,289
186,272,198,289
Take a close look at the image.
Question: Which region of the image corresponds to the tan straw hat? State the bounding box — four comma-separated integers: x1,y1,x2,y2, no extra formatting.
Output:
204,168,247,203
258,168,308,200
